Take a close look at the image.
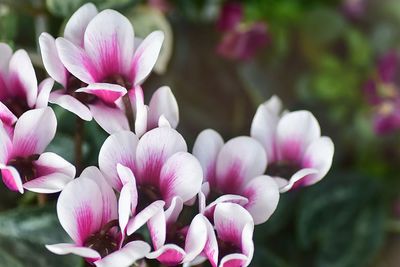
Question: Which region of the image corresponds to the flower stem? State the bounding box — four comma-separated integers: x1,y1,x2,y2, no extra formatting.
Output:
37,194,46,206
75,117,84,174
123,94,135,131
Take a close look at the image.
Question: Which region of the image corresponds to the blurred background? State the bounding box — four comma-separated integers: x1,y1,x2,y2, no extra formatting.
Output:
1,0,400,266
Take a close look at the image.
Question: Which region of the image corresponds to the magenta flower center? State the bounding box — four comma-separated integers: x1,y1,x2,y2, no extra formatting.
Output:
8,154,39,182
3,97,30,118
84,219,120,258
266,160,301,179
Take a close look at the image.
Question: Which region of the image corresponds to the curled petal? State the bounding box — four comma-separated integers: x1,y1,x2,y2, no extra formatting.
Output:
76,83,127,105
0,102,17,130
220,253,249,267
12,107,56,156
277,168,319,193
46,243,101,259
148,86,179,129
36,78,54,108
0,165,23,193
126,200,165,235
165,196,183,225
183,214,208,262
146,244,185,266
203,194,248,220
49,91,92,121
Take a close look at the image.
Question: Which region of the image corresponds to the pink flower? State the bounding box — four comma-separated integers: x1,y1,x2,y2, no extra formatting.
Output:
0,108,75,193
131,85,179,137
0,43,53,135
98,127,203,234
250,96,334,192
39,3,164,134
203,203,254,267
193,129,280,225
46,167,151,267
217,2,243,32
144,198,208,266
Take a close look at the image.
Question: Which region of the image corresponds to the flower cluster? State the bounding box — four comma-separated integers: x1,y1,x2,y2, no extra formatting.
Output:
0,3,334,267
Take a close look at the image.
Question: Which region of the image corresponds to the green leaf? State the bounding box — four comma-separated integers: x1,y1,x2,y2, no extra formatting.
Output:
297,173,385,267
0,205,83,267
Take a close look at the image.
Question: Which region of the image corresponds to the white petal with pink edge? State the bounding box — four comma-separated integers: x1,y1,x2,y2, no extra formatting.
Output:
64,3,98,46
0,165,23,193
164,196,183,224
146,244,186,265
56,37,99,84
148,86,179,129
12,107,56,156
8,49,38,107
301,136,334,185
0,121,12,164
39,33,68,87
219,253,249,267
81,166,118,224
147,204,166,250
0,102,17,128
215,137,267,194
277,168,319,193
23,152,75,193
135,127,187,186
84,9,134,78
242,175,279,224
36,78,54,108
132,31,164,85
203,194,248,220
203,216,218,267
49,91,92,121
276,110,321,162
192,129,224,186
57,177,103,245
46,243,101,259
94,240,150,267
159,152,203,205
99,131,138,190
89,102,130,134
76,83,127,105
126,200,165,235
183,214,208,262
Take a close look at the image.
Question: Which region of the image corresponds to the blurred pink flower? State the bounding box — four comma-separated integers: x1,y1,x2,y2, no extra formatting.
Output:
341,0,366,19
0,43,53,135
363,51,400,135
0,108,75,193
250,96,334,192
216,2,269,61
193,129,280,225
148,0,171,13
46,168,151,267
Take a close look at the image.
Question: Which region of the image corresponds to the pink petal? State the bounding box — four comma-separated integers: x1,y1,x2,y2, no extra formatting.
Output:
39,33,68,87
250,98,281,162
8,49,38,107
126,200,165,235
94,240,150,267
36,78,54,108
80,166,118,225
57,177,103,245
276,110,321,162
98,131,138,190
214,203,254,247
23,152,75,194
277,168,319,193
132,31,164,85
0,43,12,74
49,91,92,121
242,175,280,224
0,102,17,127
147,86,179,129
147,204,166,250
76,83,127,104
12,107,56,156
164,196,183,225
183,214,208,262
64,3,98,46
241,223,254,266
0,121,12,163
135,127,187,186
192,129,224,187
203,217,219,267
56,37,99,84
220,253,248,267
46,243,101,259
203,195,248,220
117,164,138,222
130,86,147,137
119,183,133,233
0,165,23,193
160,152,203,205
147,244,186,266
215,137,266,194
84,9,134,79
89,102,129,134
301,136,334,186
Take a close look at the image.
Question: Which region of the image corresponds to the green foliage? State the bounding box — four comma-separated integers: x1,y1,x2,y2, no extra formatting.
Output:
0,205,83,267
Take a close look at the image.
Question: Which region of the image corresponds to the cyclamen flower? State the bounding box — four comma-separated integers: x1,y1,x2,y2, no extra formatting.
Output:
203,203,254,267
193,129,280,225
132,85,179,137
39,3,164,134
0,108,75,193
98,127,203,234
363,51,400,135
46,167,151,267
0,43,53,135
144,197,208,266
251,96,334,192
